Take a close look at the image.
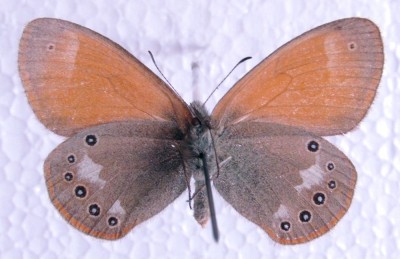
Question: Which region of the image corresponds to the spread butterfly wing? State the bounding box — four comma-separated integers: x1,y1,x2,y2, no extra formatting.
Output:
44,121,187,239
18,18,192,136
213,123,356,244
212,18,383,136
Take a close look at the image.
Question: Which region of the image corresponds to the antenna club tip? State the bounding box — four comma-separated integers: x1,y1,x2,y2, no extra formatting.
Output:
242,56,252,62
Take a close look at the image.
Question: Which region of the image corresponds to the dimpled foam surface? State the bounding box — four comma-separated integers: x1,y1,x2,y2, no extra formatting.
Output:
1,0,399,258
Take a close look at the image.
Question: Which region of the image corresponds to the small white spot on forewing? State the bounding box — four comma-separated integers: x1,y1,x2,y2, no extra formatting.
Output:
295,163,324,192
219,156,232,168
232,114,250,124
274,204,289,219
77,154,106,188
109,200,126,215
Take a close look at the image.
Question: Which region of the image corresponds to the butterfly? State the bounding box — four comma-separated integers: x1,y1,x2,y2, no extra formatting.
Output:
18,17,383,244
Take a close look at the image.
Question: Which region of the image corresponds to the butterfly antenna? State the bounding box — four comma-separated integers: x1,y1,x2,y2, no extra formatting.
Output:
202,56,252,107
200,153,220,242
148,51,181,97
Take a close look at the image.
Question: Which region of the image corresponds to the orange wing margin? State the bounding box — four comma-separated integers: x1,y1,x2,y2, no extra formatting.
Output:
212,18,383,136
19,18,192,136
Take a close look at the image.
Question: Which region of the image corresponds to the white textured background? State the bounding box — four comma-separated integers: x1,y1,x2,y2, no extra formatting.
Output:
1,0,399,258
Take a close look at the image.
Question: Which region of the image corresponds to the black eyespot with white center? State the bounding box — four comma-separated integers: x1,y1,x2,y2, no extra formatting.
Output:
280,221,291,232
67,154,76,164
47,43,55,51
348,42,357,51
299,210,312,223
328,180,337,189
85,135,97,146
313,192,326,205
327,162,335,171
64,172,73,182
74,185,87,198
108,217,118,227
307,140,319,152
89,204,101,216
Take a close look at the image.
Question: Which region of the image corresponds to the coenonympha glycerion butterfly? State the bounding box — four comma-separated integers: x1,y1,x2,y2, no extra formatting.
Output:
18,17,383,244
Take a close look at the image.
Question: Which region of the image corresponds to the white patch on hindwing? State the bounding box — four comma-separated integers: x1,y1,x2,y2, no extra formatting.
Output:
77,154,106,188
295,155,324,192
273,204,290,219
109,200,126,215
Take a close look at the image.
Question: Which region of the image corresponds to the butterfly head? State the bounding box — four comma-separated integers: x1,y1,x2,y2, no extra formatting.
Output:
190,101,211,128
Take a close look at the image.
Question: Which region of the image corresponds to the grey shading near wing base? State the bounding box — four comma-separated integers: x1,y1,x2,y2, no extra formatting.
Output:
213,122,356,245
45,121,188,240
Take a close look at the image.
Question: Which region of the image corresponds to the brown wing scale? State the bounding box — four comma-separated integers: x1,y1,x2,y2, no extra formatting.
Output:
212,18,383,136
214,122,356,244
19,18,192,136
45,121,187,239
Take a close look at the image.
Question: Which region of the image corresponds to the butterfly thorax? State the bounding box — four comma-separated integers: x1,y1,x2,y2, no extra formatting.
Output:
185,101,217,226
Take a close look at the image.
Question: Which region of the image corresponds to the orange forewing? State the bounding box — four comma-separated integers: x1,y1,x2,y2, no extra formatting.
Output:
212,18,383,136
18,18,192,136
